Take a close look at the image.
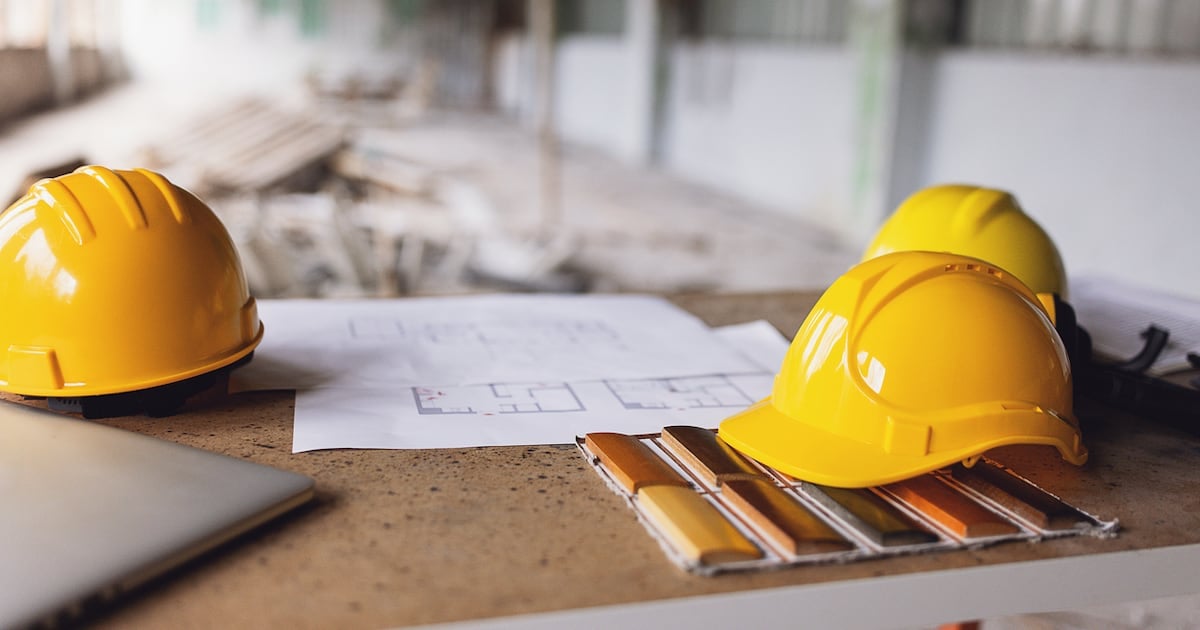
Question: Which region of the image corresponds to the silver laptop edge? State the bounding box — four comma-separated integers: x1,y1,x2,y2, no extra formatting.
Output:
0,401,314,629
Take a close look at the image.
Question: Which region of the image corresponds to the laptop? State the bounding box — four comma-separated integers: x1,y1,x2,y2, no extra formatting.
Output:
0,401,314,628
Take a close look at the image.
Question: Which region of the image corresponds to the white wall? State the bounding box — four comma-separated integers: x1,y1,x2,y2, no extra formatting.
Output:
492,33,531,120
496,37,860,237
662,43,856,231
555,35,636,158
498,31,656,166
919,52,1200,298
494,33,633,157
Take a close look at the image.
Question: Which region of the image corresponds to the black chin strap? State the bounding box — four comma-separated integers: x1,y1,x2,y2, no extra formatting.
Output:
1054,296,1200,434
1109,325,1170,374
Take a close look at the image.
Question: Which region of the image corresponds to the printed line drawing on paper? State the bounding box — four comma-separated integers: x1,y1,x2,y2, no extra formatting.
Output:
413,382,586,415
410,374,759,418
605,375,758,410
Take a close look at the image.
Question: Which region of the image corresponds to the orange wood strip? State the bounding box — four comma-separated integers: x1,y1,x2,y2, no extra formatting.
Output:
885,475,1020,539
938,622,980,630
585,432,689,493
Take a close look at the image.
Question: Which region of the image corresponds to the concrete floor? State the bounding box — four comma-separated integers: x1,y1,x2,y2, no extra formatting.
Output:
2,81,1198,629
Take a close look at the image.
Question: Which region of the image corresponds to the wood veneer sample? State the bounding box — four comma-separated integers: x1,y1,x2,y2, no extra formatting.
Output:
801,482,939,547
885,475,1020,539
637,485,762,565
722,479,855,555
951,463,1094,531
585,432,689,493
661,425,766,486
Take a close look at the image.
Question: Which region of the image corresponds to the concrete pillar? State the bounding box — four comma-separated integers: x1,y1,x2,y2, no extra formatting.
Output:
847,0,904,243
620,0,659,165
885,47,939,221
528,0,561,231
47,0,74,105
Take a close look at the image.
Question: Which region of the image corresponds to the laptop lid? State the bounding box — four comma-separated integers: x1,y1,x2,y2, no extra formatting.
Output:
0,401,314,629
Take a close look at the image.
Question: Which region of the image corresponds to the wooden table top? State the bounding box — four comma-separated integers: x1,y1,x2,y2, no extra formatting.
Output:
19,291,1199,629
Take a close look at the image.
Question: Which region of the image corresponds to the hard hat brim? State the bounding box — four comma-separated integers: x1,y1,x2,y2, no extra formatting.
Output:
720,398,937,488
718,397,1086,489
0,323,264,398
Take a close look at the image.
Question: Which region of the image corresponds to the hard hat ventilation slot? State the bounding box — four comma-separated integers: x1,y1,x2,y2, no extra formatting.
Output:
944,262,1003,278
1001,403,1042,413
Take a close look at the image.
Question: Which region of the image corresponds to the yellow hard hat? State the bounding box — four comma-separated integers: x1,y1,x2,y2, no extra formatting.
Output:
0,166,262,399
719,251,1087,488
862,184,1067,297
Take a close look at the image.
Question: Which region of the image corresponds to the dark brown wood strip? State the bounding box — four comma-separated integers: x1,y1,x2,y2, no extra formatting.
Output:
661,425,767,486
951,463,1095,531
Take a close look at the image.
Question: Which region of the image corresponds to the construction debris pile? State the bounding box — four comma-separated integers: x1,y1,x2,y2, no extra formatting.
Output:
132,96,588,298
125,92,853,299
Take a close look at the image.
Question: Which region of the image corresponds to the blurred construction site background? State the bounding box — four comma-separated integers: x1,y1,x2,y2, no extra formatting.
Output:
0,0,1197,301
2,2,1200,626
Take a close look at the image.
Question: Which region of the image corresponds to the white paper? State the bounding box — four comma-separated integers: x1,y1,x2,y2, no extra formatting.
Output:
233,295,763,391
288,320,790,452
1071,276,1200,375
710,319,790,372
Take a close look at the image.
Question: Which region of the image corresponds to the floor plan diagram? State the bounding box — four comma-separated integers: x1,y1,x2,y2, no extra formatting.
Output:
411,374,759,417
605,375,758,410
413,383,585,415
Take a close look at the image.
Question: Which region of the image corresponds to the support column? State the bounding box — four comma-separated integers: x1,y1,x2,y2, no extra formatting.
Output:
847,0,903,241
621,0,659,165
47,0,74,105
528,0,561,232
847,0,948,243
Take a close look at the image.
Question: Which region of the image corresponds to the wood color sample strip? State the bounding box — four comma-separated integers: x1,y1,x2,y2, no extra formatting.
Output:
800,482,939,547
660,425,767,486
637,485,763,565
722,479,856,556
951,463,1095,531
885,475,1020,539
585,432,689,493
